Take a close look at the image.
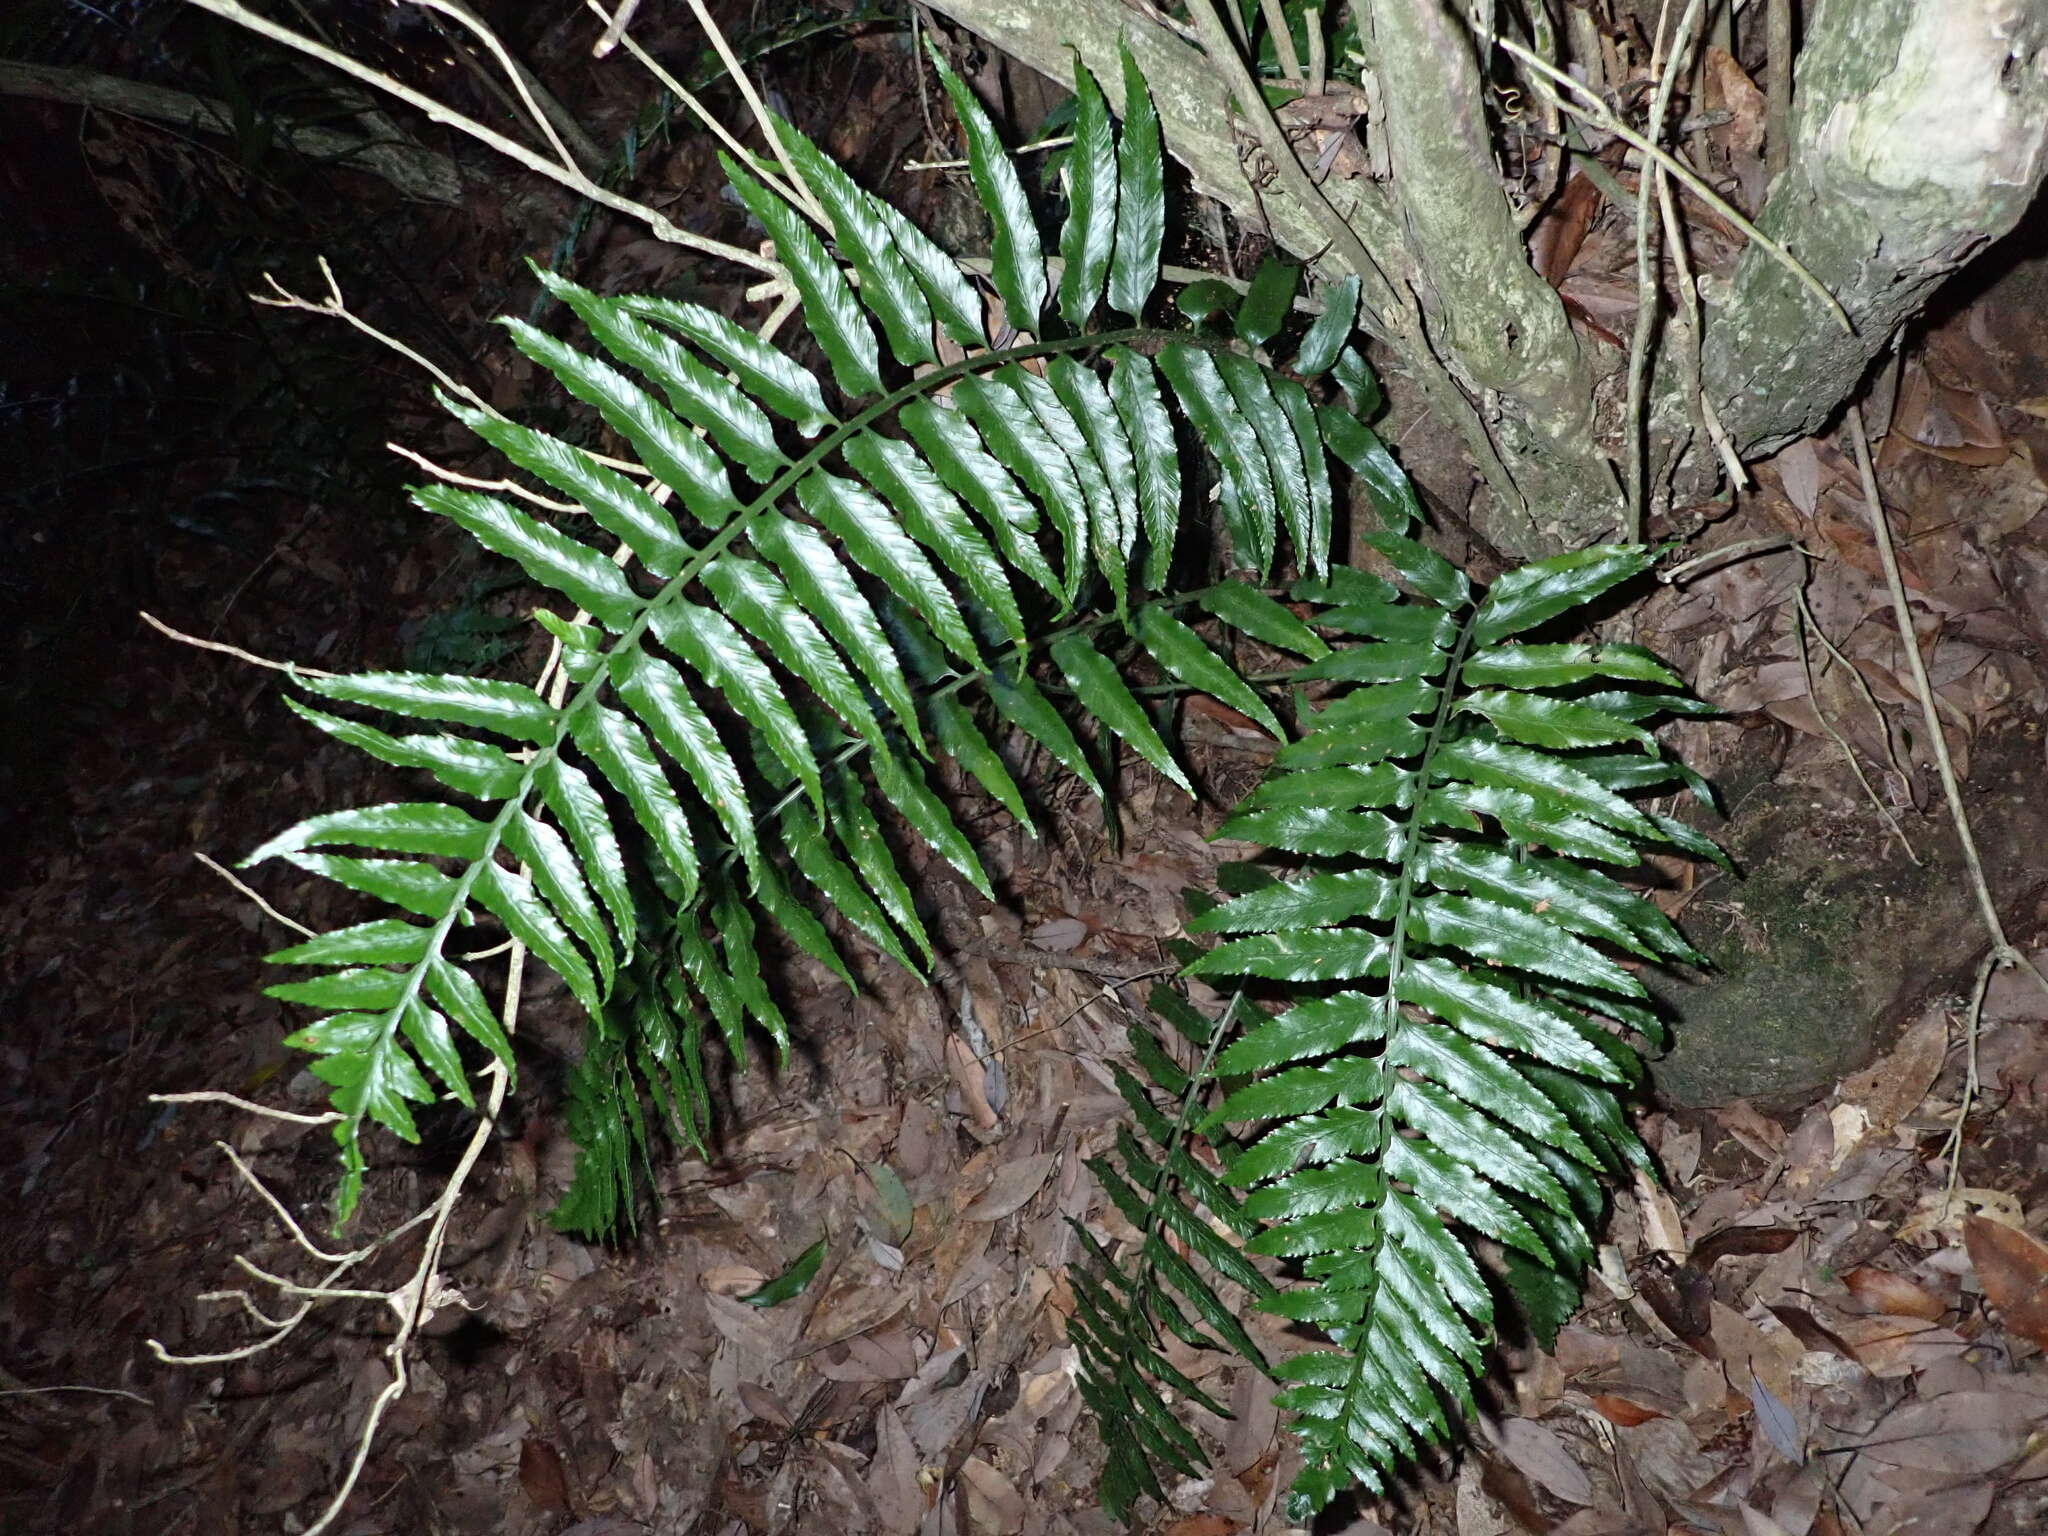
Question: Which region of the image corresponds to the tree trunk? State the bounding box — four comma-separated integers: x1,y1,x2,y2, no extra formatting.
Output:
925,0,2048,556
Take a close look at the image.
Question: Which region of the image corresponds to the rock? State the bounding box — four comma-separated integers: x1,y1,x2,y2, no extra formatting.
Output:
1648,726,2048,1107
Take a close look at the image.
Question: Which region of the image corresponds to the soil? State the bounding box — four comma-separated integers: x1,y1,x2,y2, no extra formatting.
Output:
4,6,2048,1536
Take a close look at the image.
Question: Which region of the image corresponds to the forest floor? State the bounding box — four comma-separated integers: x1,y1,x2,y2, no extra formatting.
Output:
4,5,2048,1535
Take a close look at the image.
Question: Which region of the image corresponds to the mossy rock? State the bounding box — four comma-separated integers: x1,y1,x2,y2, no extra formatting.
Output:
1648,727,2048,1107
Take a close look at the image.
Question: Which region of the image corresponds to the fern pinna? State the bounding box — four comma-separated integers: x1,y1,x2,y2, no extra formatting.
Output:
239,39,1714,1521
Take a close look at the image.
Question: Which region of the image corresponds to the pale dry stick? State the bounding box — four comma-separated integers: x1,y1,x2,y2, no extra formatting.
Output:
676,0,825,223
1843,404,2048,1210
585,0,817,218
254,259,487,412
1790,564,1918,865
150,1090,340,1126
140,611,325,678
1493,33,1851,335
216,1139,375,1266
387,443,581,513
1258,0,1305,85
1622,0,1704,541
408,0,600,173
182,0,779,273
905,133,1073,173
590,0,642,57
1305,7,1327,97
1657,533,1800,584
1658,166,1748,487
0,1383,152,1405
1184,0,1393,309
194,849,319,936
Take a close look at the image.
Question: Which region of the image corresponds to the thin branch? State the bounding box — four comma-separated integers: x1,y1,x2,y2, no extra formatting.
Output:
407,0,603,172
1791,562,1917,865
584,0,817,217
677,0,825,222
140,611,326,677
1843,404,2048,1216
149,1090,341,1126
1493,33,1851,334
193,850,318,937
181,0,778,272
0,58,460,203
386,443,581,512
0,1383,154,1406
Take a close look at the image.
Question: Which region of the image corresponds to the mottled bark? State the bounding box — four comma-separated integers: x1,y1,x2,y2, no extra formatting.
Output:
927,0,2048,555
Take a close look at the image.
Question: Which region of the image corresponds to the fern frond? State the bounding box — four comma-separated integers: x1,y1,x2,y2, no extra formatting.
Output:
1172,537,1714,1518
249,40,1374,1229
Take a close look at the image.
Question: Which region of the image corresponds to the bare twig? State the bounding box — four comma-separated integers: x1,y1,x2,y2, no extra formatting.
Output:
192,849,318,936
584,0,817,217
676,0,824,221
1843,405,2048,1213
386,443,580,512
0,1383,153,1406
407,0,603,172
1791,562,1917,865
149,1090,341,1126
1494,33,1851,334
140,611,326,677
181,0,778,272
253,258,485,410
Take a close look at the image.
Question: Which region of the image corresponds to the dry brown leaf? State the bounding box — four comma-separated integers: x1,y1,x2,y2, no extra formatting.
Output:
1588,1393,1665,1427
945,1033,1002,1130
1963,1215,2048,1349
1837,1007,1950,1140
959,1151,1057,1222
1494,1416,1594,1506
957,1455,1025,1534
1164,1518,1241,1536
518,1437,574,1515
1842,1266,1948,1322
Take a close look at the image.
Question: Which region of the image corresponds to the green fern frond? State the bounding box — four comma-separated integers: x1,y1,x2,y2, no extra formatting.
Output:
248,41,1378,1229
1166,540,1712,1518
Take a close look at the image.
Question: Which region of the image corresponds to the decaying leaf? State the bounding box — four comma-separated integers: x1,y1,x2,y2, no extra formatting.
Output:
1964,1215,2048,1349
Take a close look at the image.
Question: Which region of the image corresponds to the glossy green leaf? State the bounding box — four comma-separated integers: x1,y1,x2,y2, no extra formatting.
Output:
1049,357,1139,590
650,599,822,812
413,484,642,631
1051,634,1191,795
863,191,986,348
1460,642,1681,690
474,860,601,1013
1217,353,1313,575
1186,868,1394,935
898,397,1063,602
844,432,1024,646
284,851,459,919
1235,256,1299,347
740,1236,828,1306
1107,349,1181,590
618,293,833,434
871,746,992,897
952,375,1088,600
778,120,935,366
1107,43,1163,320
723,154,883,397
1156,342,1275,576
797,470,979,665
297,668,559,744
1294,275,1360,376
266,918,432,968
570,703,699,902
1217,806,1404,860
502,809,616,992
1058,55,1117,325
499,318,740,528
748,514,923,744
780,799,918,973
610,648,759,882
1472,545,1651,646
246,801,490,865
1184,929,1391,983
700,553,884,745
1458,688,1657,752
1134,606,1282,739
986,662,1101,797
1321,410,1420,531
537,270,789,479
928,47,1046,333
1198,580,1328,659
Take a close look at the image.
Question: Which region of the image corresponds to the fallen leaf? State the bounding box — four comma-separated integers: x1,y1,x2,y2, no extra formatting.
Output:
1494,1416,1593,1506
518,1437,574,1515
1588,1393,1664,1427
958,1455,1025,1534
1963,1215,2048,1349
960,1151,1057,1222
946,1033,1002,1130
1842,1266,1947,1321
1164,1518,1240,1536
